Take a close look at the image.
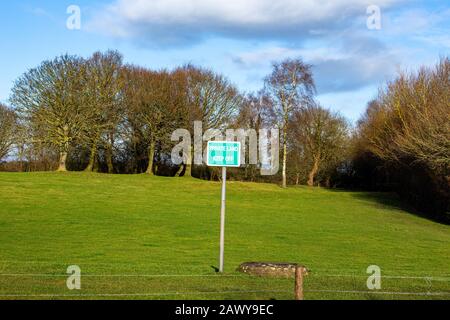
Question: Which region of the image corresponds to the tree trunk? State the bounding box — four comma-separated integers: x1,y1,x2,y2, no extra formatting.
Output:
106,146,114,174
18,145,25,172
84,141,98,172
58,128,70,172
296,173,300,186
105,133,115,174
146,140,155,175
57,151,68,172
210,169,217,181
184,145,193,178
282,126,288,188
185,163,192,177
175,164,185,177
175,146,192,178
307,157,320,187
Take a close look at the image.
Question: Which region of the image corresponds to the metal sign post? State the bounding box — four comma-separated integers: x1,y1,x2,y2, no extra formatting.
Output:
206,141,241,273
219,166,227,273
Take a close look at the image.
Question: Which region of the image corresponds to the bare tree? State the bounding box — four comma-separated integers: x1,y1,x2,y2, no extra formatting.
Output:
235,92,273,181
359,58,450,175
11,55,90,171
291,104,349,187
354,58,450,220
84,51,124,173
123,66,186,175
265,58,316,188
0,104,17,161
174,65,242,177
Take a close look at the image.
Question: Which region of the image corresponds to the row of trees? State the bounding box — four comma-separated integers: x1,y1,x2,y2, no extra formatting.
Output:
350,58,449,221
1,51,447,220
1,51,348,188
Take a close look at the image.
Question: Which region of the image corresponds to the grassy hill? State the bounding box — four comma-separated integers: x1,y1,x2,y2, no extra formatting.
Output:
0,172,449,300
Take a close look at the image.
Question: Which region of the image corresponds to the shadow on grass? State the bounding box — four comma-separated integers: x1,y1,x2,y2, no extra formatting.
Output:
210,266,219,273
329,188,450,225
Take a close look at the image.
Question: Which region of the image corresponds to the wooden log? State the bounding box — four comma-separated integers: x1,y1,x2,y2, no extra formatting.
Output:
295,266,304,301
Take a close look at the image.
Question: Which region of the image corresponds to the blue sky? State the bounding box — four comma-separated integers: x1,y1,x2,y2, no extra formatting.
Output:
0,0,449,122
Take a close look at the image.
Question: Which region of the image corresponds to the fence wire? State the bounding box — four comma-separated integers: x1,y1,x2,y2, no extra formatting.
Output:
0,272,449,299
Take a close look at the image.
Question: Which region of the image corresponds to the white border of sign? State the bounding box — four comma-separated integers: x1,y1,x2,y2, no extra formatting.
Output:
206,141,241,168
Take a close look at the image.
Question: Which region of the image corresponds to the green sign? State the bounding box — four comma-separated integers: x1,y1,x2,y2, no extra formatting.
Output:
207,141,241,167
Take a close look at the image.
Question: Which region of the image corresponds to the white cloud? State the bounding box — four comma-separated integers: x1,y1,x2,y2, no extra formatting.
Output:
231,33,399,94
383,8,450,36
232,46,347,68
110,0,388,25
23,6,55,21
381,8,450,49
88,0,402,46
83,0,445,117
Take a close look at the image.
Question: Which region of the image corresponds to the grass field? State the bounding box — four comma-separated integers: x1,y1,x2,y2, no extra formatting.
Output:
0,172,449,300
